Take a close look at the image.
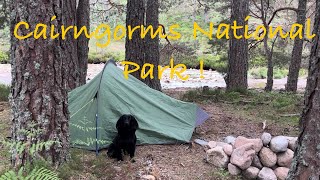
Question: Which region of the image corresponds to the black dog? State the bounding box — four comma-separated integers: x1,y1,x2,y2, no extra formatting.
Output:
107,114,139,161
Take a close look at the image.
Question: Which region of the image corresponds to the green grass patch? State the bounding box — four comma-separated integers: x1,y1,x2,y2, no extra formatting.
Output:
0,84,10,102
182,88,303,128
182,88,246,103
209,168,241,180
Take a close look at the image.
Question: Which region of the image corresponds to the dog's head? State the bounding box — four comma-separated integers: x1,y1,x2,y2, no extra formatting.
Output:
116,114,139,132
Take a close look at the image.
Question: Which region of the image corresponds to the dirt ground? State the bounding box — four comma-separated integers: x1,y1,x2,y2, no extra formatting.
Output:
0,89,299,180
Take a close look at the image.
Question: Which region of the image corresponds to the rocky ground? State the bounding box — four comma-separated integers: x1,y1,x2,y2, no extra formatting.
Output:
0,64,307,91
204,134,296,180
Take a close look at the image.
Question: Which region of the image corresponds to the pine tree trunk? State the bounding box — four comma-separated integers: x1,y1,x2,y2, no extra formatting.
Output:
287,0,320,178
144,0,161,91
264,35,274,92
286,0,307,93
10,0,73,166
226,0,248,91
125,0,145,79
76,0,90,86
62,0,81,90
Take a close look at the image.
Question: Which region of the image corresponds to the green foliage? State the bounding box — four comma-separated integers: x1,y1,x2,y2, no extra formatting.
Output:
249,67,268,79
1,124,58,158
273,68,288,79
0,123,61,180
209,168,241,180
199,54,228,73
167,53,227,74
0,167,60,180
249,67,288,79
56,149,84,179
0,50,9,64
249,55,266,67
211,168,230,178
88,51,124,64
0,84,10,101
299,68,308,77
272,51,291,68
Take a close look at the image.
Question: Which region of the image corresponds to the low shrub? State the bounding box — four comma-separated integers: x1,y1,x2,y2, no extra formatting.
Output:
0,84,10,101
273,68,288,79
249,67,268,79
0,51,9,64
88,51,125,64
299,68,308,77
249,67,288,79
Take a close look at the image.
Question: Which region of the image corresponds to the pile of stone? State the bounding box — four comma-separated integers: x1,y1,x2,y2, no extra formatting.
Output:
200,133,297,180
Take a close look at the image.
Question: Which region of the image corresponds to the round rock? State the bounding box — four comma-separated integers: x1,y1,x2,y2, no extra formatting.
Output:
223,144,233,156
270,136,288,153
252,155,263,169
274,167,289,180
207,141,217,149
259,147,277,167
243,166,260,179
141,175,156,180
206,146,229,168
228,163,241,176
230,143,256,170
277,149,294,168
287,137,298,150
261,132,272,146
258,167,277,180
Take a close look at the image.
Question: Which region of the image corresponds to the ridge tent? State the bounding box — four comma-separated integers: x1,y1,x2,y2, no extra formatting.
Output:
68,60,209,151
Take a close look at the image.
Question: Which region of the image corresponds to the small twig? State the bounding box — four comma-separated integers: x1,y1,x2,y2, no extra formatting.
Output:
159,24,183,53
262,120,267,130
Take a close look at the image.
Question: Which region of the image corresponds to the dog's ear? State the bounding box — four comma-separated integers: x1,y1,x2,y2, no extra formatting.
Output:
116,115,125,131
130,115,139,130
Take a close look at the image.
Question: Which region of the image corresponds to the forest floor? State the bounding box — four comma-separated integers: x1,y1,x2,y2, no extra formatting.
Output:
0,88,302,180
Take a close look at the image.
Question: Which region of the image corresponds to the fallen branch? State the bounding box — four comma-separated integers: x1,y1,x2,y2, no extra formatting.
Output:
280,114,300,117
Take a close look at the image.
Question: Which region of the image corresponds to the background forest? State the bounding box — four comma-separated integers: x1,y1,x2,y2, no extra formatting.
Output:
0,0,313,79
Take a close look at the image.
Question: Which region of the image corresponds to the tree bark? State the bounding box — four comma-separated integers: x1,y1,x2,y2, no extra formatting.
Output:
125,0,162,90
287,0,320,178
62,0,81,90
144,0,161,91
226,0,249,91
286,0,307,93
10,0,72,166
76,0,90,86
125,0,145,79
264,33,274,92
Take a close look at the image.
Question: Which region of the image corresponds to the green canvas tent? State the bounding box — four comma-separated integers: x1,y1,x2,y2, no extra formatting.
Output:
68,60,209,151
